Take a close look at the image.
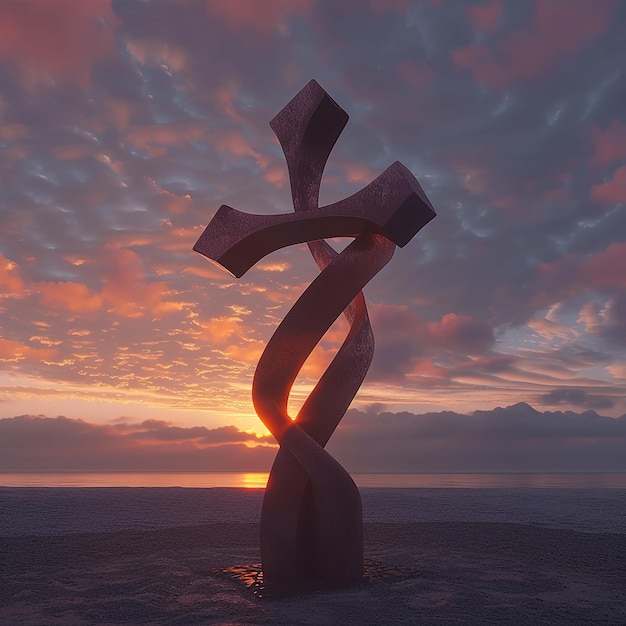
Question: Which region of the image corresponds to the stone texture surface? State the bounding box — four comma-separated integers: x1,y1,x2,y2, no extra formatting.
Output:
194,80,436,586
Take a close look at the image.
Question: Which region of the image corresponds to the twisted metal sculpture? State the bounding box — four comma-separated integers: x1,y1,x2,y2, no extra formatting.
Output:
194,80,436,587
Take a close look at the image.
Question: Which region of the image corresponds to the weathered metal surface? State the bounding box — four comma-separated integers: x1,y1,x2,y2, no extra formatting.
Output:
194,79,436,587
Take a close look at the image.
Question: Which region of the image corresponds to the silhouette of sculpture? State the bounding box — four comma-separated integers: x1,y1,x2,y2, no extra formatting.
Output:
194,80,436,587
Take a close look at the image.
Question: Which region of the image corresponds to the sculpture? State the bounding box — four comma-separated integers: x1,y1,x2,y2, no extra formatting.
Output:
194,80,436,588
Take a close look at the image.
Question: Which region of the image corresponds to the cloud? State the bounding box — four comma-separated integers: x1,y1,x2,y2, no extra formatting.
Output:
590,165,626,204
466,0,503,33
0,0,119,89
427,313,494,353
1,0,626,426
540,388,614,410
204,0,312,32
452,1,616,91
3,405,625,472
0,415,275,471
367,304,495,382
0,254,24,294
328,403,626,472
0,339,56,363
589,120,626,167
39,281,103,314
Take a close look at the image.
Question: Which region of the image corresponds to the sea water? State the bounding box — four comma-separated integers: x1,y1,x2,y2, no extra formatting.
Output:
1,471,626,489
1,483,625,538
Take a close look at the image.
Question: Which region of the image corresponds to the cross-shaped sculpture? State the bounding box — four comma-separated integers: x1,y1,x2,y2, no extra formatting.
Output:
194,80,436,588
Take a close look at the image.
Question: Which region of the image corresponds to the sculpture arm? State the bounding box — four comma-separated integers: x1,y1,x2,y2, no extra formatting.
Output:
193,161,436,277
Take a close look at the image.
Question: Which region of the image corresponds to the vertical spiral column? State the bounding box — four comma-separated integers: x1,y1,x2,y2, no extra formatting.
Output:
194,80,436,587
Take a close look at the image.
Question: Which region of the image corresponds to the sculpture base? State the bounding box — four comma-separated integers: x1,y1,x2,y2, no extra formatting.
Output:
209,560,417,600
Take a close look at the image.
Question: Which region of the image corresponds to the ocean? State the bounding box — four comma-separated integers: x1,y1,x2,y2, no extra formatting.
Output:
1,474,625,538
2,471,626,488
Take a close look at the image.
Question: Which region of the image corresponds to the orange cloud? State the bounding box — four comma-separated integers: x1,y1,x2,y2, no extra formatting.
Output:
589,120,626,167
452,0,615,90
193,315,245,346
215,129,270,169
224,340,265,365
343,162,377,184
126,39,187,71
39,281,103,314
100,246,182,318
263,166,288,187
204,0,312,32
0,338,56,363
0,0,119,89
590,165,626,204
297,344,339,380
36,246,183,319
0,254,24,295
125,123,207,157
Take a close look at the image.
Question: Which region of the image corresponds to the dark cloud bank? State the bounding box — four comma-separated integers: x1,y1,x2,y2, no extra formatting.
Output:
2,403,625,473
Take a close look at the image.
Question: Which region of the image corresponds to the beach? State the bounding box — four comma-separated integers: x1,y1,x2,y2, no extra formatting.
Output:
2,487,625,625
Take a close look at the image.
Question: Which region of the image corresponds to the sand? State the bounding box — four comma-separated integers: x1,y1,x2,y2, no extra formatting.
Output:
1,489,625,625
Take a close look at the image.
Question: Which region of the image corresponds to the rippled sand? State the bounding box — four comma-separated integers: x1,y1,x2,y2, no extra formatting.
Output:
1,488,625,625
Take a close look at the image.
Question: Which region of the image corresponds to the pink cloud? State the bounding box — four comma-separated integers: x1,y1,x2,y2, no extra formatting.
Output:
532,243,626,316
531,253,584,310
581,242,626,289
589,120,626,167
410,358,448,380
368,304,495,383
452,0,616,90
467,0,503,33
105,98,135,132
0,0,119,88
204,0,312,32
590,165,626,204
458,354,517,373
578,301,602,333
0,123,32,143
427,313,494,354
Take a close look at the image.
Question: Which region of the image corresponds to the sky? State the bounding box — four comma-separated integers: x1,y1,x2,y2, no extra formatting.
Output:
1,0,625,471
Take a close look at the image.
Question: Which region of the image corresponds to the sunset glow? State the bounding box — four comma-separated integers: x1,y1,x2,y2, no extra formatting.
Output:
1,1,626,472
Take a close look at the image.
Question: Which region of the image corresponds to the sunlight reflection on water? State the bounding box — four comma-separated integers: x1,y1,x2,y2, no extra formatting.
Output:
1,472,626,488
